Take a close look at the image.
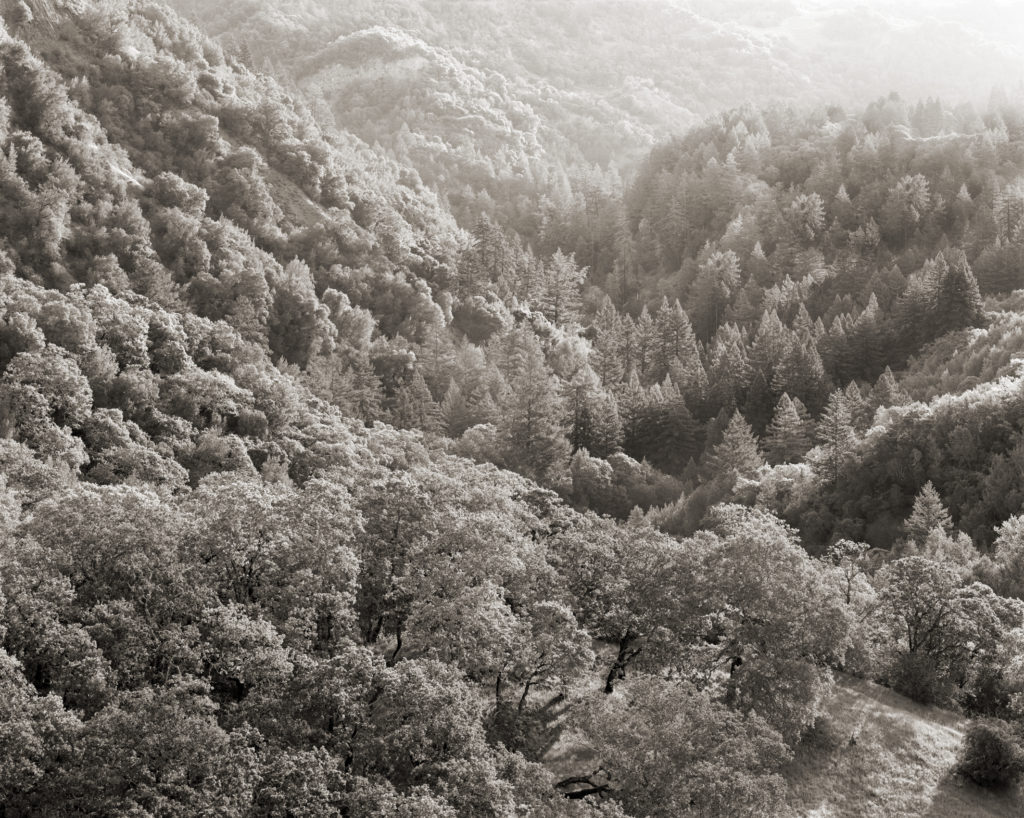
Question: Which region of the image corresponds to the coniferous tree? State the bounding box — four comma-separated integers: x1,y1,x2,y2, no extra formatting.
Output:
891,274,935,363
772,337,829,415
618,312,638,378
667,353,708,415
705,410,764,480
622,377,699,474
871,366,911,408
847,292,885,378
440,380,480,437
633,305,656,382
764,393,813,464
539,249,586,325
705,325,751,417
933,248,985,331
814,389,857,487
792,303,816,340
331,355,382,424
748,240,771,286
590,296,626,387
390,369,442,433
495,332,569,483
459,214,518,297
745,310,790,429
653,297,699,384
416,324,457,401
689,249,741,341
905,480,954,544
844,381,872,432
564,366,623,458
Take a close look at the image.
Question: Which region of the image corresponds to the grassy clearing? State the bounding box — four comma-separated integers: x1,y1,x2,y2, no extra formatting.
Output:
545,672,1023,816
786,675,1023,817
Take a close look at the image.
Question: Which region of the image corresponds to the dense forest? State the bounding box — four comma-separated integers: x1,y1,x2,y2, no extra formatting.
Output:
1,0,1024,815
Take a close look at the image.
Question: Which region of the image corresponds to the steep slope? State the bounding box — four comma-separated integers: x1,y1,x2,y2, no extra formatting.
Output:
1,4,1023,818
786,675,1021,818
900,293,1024,403
166,0,1024,200
0,3,627,813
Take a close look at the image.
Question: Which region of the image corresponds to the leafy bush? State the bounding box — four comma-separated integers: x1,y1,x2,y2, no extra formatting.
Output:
889,651,955,706
957,719,1024,788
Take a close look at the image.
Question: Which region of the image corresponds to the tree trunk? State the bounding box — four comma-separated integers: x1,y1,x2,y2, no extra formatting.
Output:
604,633,639,694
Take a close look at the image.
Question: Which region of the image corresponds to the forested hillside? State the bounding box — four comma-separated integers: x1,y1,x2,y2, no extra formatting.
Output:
0,0,1023,816
164,0,1024,243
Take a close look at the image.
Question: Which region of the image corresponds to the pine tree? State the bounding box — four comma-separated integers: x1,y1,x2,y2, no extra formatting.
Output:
622,377,698,475
705,410,764,481
416,324,456,400
748,241,771,286
785,192,826,244
844,381,872,432
745,309,790,430
689,249,741,341
792,303,815,341
905,480,954,544
819,315,850,383
772,337,829,415
633,305,656,382
847,292,885,377
564,366,623,458
312,353,382,425
512,247,546,306
653,297,698,383
667,353,708,414
591,296,626,387
871,366,910,408
933,248,984,331
539,249,586,325
459,214,519,297
764,393,813,464
892,274,935,361
390,370,442,433
496,333,569,483
815,389,857,487
440,380,474,437
619,312,638,377
705,325,751,417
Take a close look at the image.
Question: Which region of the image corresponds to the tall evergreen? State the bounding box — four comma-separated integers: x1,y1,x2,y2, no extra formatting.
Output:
705,325,751,417
772,337,829,415
591,296,626,386
705,410,764,481
622,377,699,474
814,389,857,487
496,332,569,483
653,297,699,384
871,366,910,408
565,366,623,458
843,381,872,432
689,249,741,341
905,480,954,544
459,214,519,297
667,353,708,415
440,380,475,437
764,393,813,464
539,249,586,325
634,305,656,382
932,248,985,331
390,369,442,433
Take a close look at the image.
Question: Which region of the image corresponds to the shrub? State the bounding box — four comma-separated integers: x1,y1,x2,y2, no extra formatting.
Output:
957,719,1024,788
889,651,955,706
